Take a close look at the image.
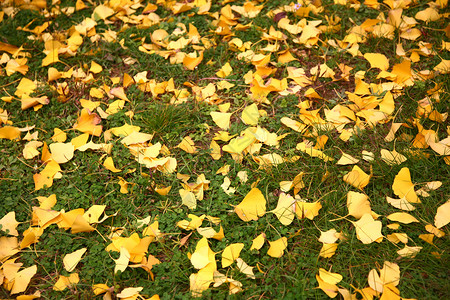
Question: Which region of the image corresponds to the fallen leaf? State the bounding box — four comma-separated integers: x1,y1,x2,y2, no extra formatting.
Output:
235,188,266,221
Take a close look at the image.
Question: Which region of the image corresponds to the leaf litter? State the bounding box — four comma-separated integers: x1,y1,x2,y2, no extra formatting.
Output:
0,0,449,298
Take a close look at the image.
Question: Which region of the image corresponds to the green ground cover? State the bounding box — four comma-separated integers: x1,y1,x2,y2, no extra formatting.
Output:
0,0,449,299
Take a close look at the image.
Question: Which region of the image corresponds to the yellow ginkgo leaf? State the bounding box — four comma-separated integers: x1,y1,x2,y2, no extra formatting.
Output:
250,233,266,250
210,112,232,130
0,212,19,236
114,247,130,274
353,213,383,244
379,261,400,287
52,128,67,142
234,188,266,222
223,135,254,155
434,200,450,229
216,62,232,78
83,205,106,223
0,126,21,140
295,200,322,220
180,189,197,210
63,248,87,272
53,273,79,291
397,245,422,258
89,61,103,74
221,243,244,268
267,237,288,258
386,197,415,211
380,149,407,165
316,274,339,298
241,103,260,125
319,243,338,258
343,165,371,190
49,142,74,164
296,142,333,162
103,157,122,172
319,268,343,285
190,237,215,270
177,136,197,153
364,53,389,71
415,7,440,22
183,51,203,70
392,167,420,203
347,191,371,219
270,193,295,225
236,258,255,279
336,153,360,165
10,265,37,294
71,215,95,233
177,214,205,231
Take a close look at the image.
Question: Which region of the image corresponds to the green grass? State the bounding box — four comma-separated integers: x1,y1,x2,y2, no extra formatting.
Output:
0,0,449,299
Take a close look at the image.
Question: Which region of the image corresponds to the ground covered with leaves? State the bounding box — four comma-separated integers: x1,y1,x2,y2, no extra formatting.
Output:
0,0,449,299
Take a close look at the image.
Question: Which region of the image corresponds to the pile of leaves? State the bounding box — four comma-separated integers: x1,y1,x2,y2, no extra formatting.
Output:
0,0,449,299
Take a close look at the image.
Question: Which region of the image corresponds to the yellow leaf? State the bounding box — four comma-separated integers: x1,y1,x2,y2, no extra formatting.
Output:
223,135,255,155
71,133,89,149
235,188,266,221
0,126,21,140
63,248,87,272
83,205,106,223
177,136,197,153
415,7,440,22
434,200,450,229
0,236,20,261
183,51,203,70
216,62,232,78
296,142,333,162
92,283,110,295
392,167,419,203
319,243,338,258
121,131,153,145
222,243,244,267
92,4,115,21
73,109,102,136
190,237,215,269
114,247,130,274
177,214,205,230
343,165,371,190
236,258,255,279
316,273,338,298
110,123,140,137
434,59,450,74
347,191,371,219
267,237,288,258
180,189,197,210
241,103,260,125
103,157,122,172
89,61,103,74
197,226,224,241
386,197,415,211
295,200,322,220
380,149,407,165
53,273,79,291
353,213,383,244
270,193,295,225
250,233,265,250
23,141,43,159
364,53,389,71
49,142,74,164
71,215,95,233
336,153,360,165
210,111,232,130
52,128,67,142
11,265,37,294
0,212,19,236
397,245,422,258
319,268,343,285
